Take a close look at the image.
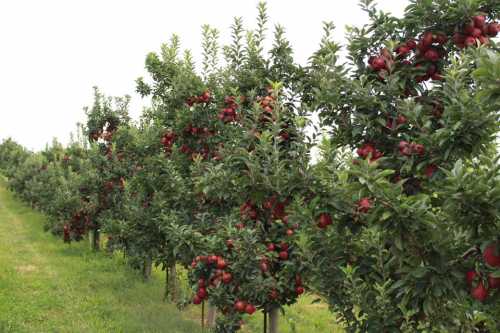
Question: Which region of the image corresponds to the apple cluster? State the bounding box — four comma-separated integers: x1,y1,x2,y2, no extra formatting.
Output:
218,96,239,123
466,243,500,302
454,15,499,49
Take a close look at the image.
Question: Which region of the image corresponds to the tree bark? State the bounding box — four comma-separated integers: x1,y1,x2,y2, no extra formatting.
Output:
168,264,178,302
269,307,279,333
89,229,100,251
163,267,169,301
206,304,217,328
142,256,152,280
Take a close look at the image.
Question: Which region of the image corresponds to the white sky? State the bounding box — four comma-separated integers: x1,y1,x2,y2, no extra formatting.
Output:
0,1,408,151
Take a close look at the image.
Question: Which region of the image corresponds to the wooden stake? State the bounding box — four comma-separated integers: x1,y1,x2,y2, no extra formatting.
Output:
201,301,205,331
206,304,217,328
269,307,279,333
263,310,267,333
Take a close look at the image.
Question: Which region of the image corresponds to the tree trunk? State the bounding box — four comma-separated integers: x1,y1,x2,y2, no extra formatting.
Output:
142,257,152,280
269,307,279,333
163,267,169,301
168,264,178,302
89,229,100,251
206,304,217,328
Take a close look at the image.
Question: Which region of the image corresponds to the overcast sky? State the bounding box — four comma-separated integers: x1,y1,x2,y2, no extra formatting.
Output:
0,1,408,151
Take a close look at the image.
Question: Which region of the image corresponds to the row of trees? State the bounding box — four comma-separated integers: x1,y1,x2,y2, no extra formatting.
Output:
1,1,500,332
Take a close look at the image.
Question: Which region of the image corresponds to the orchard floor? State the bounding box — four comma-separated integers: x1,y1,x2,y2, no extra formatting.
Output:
0,180,343,333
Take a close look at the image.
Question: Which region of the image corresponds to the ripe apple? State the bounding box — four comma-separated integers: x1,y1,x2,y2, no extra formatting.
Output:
222,272,232,284
434,32,448,45
234,300,246,313
371,57,386,71
471,281,488,301
488,274,500,289
197,287,207,299
245,304,256,315
216,258,227,269
483,243,500,267
357,198,373,213
473,15,486,29
396,45,410,56
260,261,269,273
424,49,440,62
406,39,417,50
487,22,499,37
466,270,478,286
421,31,434,47
208,255,218,264
318,213,333,229
425,164,438,178
396,115,407,125
465,36,477,47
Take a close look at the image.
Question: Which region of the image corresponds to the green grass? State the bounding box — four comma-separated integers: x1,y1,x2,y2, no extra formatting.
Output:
0,179,343,332
0,181,201,333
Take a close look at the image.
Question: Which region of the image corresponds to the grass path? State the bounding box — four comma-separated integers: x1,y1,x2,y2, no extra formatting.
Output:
0,179,342,333
0,180,202,333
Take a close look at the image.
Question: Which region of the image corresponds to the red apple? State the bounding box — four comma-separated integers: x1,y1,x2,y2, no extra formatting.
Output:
425,164,438,178
245,304,256,315
406,39,417,50
473,15,486,29
466,270,478,286
222,272,232,284
234,300,246,313
434,32,448,45
470,28,483,38
465,36,477,47
216,258,227,269
487,22,499,37
208,255,218,264
471,281,488,301
279,251,289,260
483,243,500,267
396,45,410,56
371,57,386,71
197,287,207,299
357,198,373,213
488,274,500,289
317,212,333,229
424,49,440,62
260,261,269,273
296,286,305,295
422,31,434,46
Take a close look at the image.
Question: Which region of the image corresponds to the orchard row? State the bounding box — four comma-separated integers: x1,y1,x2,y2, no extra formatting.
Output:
1,1,499,332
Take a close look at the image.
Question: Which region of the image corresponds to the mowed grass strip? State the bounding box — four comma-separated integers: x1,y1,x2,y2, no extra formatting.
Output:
0,181,201,333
